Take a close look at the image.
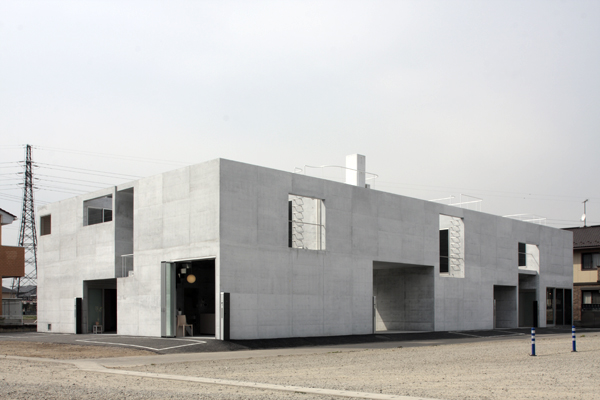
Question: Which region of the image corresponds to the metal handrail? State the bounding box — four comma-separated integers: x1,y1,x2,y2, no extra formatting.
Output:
294,164,379,182
504,214,547,225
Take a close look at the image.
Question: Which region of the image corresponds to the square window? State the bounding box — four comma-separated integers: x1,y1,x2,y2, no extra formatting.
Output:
582,253,600,270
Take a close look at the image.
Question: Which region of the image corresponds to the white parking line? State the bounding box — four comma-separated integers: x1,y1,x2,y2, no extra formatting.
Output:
75,339,207,351
448,331,482,338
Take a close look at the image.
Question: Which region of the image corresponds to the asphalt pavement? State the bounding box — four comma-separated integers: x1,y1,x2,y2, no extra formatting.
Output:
1,326,596,355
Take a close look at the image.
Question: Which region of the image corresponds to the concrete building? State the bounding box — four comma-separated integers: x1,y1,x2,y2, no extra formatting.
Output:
563,225,600,327
37,156,573,339
0,208,25,299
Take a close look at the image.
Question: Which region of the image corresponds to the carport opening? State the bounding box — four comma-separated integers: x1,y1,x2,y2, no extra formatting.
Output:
84,279,117,333
518,274,538,327
175,258,215,336
373,261,434,332
494,285,517,329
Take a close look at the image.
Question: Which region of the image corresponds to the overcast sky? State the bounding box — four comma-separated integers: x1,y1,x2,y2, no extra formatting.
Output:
1,0,599,254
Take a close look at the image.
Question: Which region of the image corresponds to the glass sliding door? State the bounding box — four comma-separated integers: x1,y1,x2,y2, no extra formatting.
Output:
546,288,554,325
555,289,564,325
161,262,176,337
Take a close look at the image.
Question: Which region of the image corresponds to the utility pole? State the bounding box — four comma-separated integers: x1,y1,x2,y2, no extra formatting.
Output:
583,199,589,227
14,144,38,296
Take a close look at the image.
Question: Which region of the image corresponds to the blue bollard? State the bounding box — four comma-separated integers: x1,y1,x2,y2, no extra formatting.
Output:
572,325,576,352
531,327,536,356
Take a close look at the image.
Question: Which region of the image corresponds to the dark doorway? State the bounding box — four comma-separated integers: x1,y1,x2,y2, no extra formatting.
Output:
75,298,83,334
565,289,572,326
104,289,117,332
175,259,216,336
518,274,537,327
556,289,564,326
494,285,517,328
84,279,117,334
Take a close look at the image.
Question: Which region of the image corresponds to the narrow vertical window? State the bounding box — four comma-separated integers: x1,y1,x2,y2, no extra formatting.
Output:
288,200,293,248
40,215,51,236
439,215,464,277
518,242,527,266
439,229,449,273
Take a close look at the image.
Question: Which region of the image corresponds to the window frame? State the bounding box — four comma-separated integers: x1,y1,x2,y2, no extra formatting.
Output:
288,194,325,251
581,252,600,270
40,215,51,236
582,290,600,310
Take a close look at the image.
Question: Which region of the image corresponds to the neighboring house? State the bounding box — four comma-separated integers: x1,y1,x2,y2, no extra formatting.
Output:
2,287,17,299
0,208,25,300
563,225,600,327
37,155,573,339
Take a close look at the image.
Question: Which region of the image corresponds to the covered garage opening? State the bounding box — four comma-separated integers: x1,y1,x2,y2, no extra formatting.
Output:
373,261,434,332
494,285,517,328
518,273,538,327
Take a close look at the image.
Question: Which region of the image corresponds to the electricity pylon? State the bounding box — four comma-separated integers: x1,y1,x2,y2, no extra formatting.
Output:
14,144,38,296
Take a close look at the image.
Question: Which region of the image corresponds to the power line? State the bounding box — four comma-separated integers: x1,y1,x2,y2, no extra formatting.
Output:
36,187,89,195
36,178,110,190
34,145,190,167
36,162,142,179
36,173,116,186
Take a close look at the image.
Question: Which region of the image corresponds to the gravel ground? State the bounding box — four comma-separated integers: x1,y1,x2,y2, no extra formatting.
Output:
0,341,156,359
0,359,329,400
126,333,600,400
1,334,599,399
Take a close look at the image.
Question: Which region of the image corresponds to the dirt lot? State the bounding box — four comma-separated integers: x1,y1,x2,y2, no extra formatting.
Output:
1,334,600,399
0,340,156,359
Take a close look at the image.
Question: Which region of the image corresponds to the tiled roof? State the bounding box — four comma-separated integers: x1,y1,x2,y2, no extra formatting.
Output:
563,225,600,249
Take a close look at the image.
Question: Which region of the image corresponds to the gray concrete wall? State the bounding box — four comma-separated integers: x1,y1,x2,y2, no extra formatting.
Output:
117,159,220,337
38,187,116,333
37,157,573,339
218,159,572,338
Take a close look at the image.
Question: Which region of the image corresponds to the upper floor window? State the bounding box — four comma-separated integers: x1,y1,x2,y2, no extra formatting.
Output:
582,253,600,270
84,195,113,226
518,242,539,272
518,242,527,266
288,195,325,251
40,215,51,236
439,215,464,278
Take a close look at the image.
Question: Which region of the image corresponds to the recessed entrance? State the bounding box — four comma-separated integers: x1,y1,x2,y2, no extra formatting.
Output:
493,285,517,328
161,258,216,337
518,274,537,327
372,261,434,332
83,279,117,333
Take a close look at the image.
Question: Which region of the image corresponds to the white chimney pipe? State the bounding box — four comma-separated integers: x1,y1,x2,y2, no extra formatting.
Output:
345,154,366,187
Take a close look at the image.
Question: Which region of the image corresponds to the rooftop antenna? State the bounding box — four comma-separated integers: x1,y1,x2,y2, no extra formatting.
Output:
581,199,589,227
